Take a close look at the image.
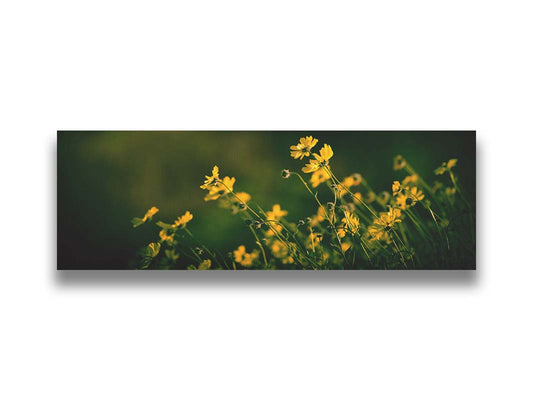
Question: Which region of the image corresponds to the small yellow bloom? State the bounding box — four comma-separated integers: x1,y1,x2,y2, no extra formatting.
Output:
263,222,282,237
339,173,362,197
233,245,259,267
316,143,334,162
365,191,376,203
306,232,323,250
203,176,236,201
342,176,355,187
198,259,212,270
395,187,424,210
377,191,391,206
159,229,175,244
174,211,193,228
221,191,251,214
269,240,295,264
290,136,319,160
393,155,406,170
435,159,458,175
131,206,160,228
302,144,334,174
445,187,456,196
343,212,360,234
200,166,219,189
144,207,159,220
445,187,456,205
337,212,359,238
409,187,424,202
402,174,419,187
395,193,408,209
368,207,402,240
447,159,458,169
302,159,321,174
392,181,401,196
235,192,251,204
266,204,288,221
309,168,330,188
307,206,327,227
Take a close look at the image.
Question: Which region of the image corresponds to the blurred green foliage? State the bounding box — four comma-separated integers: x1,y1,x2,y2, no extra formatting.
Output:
58,131,475,269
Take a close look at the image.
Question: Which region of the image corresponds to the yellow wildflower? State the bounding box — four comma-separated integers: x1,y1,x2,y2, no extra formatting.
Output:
339,173,362,197
365,191,376,203
270,240,294,264
159,229,175,244
290,136,319,160
266,204,288,220
198,259,212,270
343,212,360,234
309,168,330,188
402,174,419,187
144,207,159,220
221,191,251,214
204,176,236,201
342,176,355,187
368,207,402,241
302,144,334,173
200,166,219,189
445,187,456,205
409,186,424,202
307,206,327,227
435,159,458,175
174,211,193,228
337,212,359,238
306,232,323,250
392,181,402,196
377,191,391,207
264,222,283,237
445,187,456,196
395,187,424,210
131,206,160,228
233,245,259,267
393,155,406,170
351,192,363,202
395,193,408,210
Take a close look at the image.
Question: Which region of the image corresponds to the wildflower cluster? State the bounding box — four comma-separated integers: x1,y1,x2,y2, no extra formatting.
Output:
130,135,474,269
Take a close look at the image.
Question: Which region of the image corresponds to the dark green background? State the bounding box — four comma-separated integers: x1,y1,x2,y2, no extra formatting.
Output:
57,131,475,269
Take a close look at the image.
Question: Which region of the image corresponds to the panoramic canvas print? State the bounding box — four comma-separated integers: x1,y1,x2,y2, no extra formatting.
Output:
57,131,476,270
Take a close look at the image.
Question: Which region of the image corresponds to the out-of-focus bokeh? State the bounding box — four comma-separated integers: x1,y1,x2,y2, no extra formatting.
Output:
58,131,475,269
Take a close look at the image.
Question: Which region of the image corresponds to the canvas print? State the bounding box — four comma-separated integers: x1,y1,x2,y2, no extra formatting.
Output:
57,131,475,270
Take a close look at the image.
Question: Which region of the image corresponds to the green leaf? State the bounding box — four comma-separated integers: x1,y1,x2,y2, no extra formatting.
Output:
131,217,144,228
137,242,161,269
156,221,174,230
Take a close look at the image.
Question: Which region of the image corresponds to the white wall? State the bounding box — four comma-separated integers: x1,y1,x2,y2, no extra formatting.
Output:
1,1,531,399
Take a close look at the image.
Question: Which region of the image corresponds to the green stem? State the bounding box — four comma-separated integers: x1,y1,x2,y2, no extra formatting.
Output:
294,172,349,266
249,225,268,268
326,167,378,219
